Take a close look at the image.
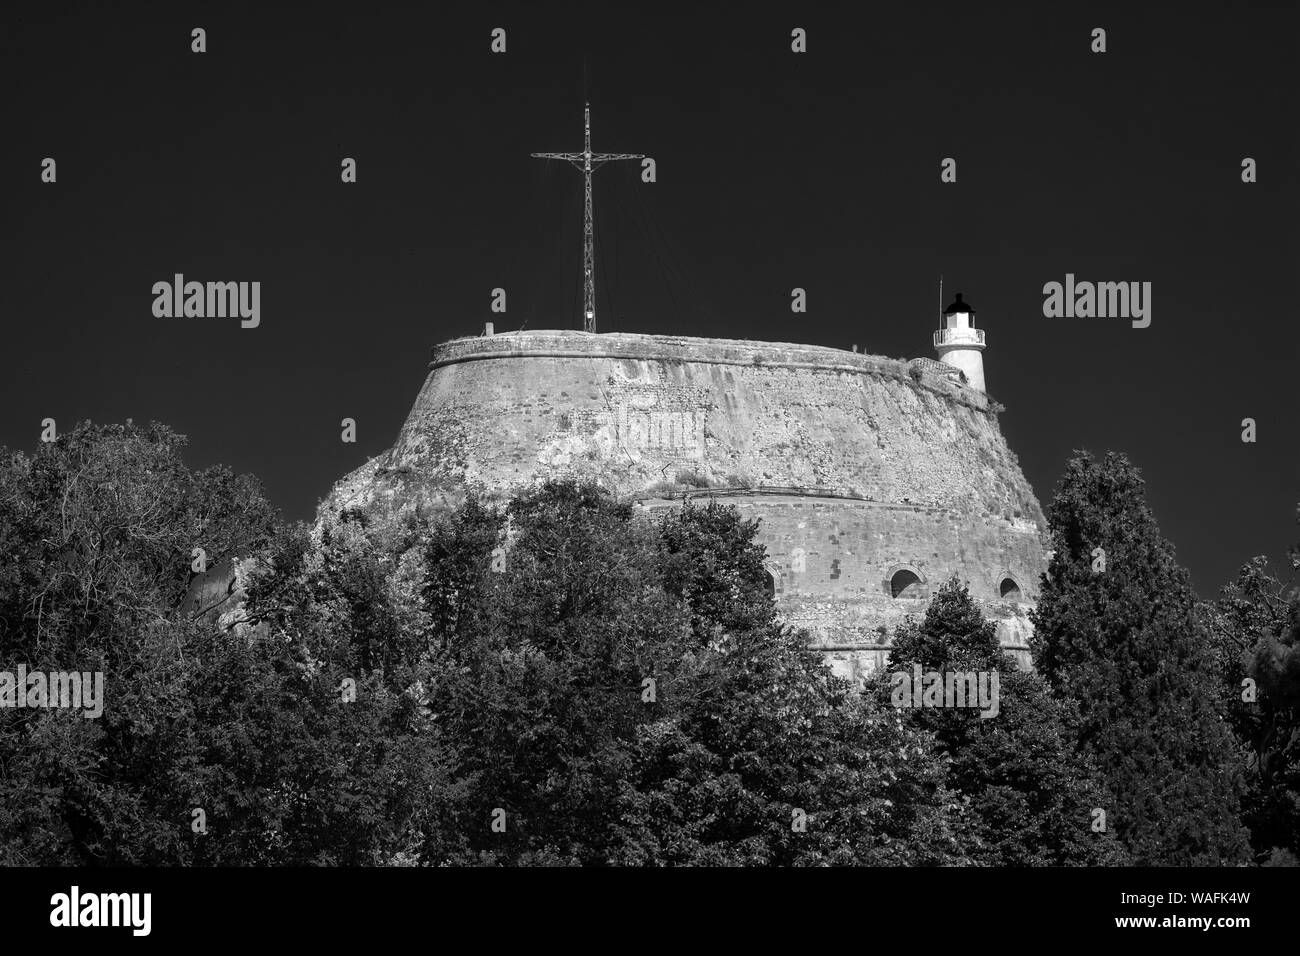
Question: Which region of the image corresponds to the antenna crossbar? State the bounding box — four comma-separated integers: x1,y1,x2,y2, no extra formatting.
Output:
531,103,644,333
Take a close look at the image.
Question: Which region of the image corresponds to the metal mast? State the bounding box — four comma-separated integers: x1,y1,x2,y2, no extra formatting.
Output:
531,102,643,333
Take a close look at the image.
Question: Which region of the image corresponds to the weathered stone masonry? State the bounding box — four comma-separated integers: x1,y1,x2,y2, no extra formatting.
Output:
325,329,1049,679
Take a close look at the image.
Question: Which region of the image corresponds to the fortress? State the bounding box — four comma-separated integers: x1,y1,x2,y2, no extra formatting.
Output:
186,105,1048,677
321,296,1049,679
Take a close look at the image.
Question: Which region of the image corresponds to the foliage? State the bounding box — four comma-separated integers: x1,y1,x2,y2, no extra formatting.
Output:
2,425,1283,866
0,422,454,864
424,487,965,865
1201,534,1300,862
881,578,1125,865
1030,451,1251,865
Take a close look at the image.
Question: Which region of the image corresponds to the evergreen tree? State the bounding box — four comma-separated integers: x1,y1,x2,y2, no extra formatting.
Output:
1030,451,1250,865
881,578,1125,865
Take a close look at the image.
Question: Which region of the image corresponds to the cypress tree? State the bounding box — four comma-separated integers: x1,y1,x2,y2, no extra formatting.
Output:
1031,451,1250,864
885,578,1125,865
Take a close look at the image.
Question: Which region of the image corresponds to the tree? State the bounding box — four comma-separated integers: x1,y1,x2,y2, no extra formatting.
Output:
0,420,275,661
424,482,966,865
656,500,776,642
880,578,1125,865
0,421,458,865
1201,508,1300,863
1030,451,1250,865
0,421,277,863
226,515,466,865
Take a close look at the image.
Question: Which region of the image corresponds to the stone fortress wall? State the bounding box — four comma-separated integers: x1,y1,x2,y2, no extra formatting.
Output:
326,329,1049,679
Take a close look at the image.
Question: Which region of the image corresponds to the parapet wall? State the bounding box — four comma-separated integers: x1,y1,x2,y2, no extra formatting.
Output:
367,331,1042,519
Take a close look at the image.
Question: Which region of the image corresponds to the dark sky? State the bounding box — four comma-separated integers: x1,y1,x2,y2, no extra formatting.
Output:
3,2,1296,597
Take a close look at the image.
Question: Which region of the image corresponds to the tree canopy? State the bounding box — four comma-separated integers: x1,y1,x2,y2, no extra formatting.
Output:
1,427,1285,866
1030,451,1251,865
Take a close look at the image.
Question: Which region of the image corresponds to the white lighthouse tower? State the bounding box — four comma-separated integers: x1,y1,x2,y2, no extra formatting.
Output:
934,293,986,392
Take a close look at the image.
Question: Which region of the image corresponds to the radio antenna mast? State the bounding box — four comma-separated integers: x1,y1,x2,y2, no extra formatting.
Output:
531,104,644,333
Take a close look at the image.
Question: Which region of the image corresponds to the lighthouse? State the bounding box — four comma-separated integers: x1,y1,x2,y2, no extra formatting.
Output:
934,293,987,392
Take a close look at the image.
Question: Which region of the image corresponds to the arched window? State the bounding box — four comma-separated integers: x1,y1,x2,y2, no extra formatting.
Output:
890,568,923,599
762,560,783,598
999,576,1022,601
